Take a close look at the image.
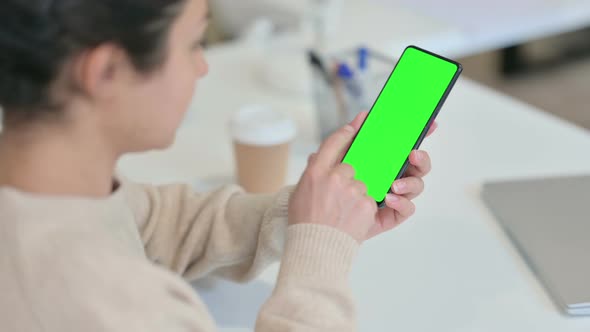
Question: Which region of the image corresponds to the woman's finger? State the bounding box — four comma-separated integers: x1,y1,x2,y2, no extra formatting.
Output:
352,180,368,196
333,163,356,180
384,194,416,220
316,111,369,169
308,153,318,164
336,111,369,162
367,195,415,239
426,121,438,137
392,176,425,200
404,150,432,178
367,207,401,239
350,111,369,131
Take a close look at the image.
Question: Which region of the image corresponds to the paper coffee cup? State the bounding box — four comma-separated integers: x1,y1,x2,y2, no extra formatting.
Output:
229,105,296,193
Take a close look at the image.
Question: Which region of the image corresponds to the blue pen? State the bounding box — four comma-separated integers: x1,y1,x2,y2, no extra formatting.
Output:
357,47,370,100
337,63,361,97
358,47,369,72
337,63,368,109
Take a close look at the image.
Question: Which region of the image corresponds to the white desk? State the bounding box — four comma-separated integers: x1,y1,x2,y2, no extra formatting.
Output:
118,43,590,331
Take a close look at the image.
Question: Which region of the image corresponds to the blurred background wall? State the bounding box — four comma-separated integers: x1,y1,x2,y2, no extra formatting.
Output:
206,0,590,130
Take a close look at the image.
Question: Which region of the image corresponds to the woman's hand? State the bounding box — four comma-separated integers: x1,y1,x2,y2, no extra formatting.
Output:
289,111,436,243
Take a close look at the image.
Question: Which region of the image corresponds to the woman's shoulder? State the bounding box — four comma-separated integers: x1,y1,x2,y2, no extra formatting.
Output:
0,216,214,331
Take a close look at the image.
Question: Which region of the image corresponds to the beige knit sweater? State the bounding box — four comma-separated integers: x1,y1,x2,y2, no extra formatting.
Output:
0,180,359,331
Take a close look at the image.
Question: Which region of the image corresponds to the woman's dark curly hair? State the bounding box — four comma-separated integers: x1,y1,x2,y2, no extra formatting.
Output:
0,0,186,121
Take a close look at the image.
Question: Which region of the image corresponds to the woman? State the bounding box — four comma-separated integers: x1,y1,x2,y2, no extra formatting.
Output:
0,0,435,331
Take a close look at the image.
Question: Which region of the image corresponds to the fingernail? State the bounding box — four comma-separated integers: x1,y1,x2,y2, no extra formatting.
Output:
393,181,405,194
386,194,400,203
415,151,423,162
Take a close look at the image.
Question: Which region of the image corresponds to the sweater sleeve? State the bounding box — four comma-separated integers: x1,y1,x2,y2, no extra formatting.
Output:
122,180,359,331
123,181,293,282
256,224,359,331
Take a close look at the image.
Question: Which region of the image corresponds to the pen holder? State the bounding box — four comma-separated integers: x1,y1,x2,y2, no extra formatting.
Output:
310,48,396,140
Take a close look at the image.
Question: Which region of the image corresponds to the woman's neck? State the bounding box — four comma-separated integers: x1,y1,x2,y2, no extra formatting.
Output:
0,122,119,198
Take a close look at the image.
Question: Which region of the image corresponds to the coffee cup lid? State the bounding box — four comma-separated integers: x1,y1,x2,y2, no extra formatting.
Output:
229,105,297,146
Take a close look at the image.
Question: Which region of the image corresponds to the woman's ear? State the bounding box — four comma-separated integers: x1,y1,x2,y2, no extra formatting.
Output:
71,44,129,102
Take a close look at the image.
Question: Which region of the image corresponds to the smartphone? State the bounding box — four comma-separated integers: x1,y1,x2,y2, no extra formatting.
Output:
341,45,462,207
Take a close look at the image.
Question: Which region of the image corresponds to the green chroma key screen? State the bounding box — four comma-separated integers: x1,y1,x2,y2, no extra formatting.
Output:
342,46,461,204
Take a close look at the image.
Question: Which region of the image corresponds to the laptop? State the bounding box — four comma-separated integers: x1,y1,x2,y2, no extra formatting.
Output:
481,175,590,316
